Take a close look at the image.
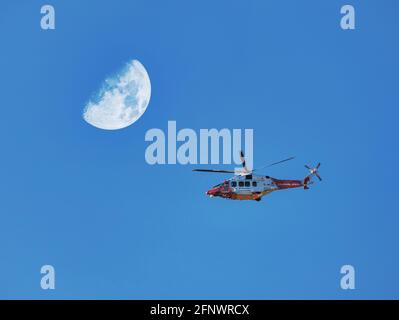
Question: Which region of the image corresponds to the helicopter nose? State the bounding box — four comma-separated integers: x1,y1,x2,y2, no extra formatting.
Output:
206,187,219,197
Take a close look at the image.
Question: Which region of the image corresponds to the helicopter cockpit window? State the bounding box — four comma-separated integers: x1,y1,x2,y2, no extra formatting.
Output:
245,181,250,187
231,181,237,187
252,181,257,187
238,181,244,187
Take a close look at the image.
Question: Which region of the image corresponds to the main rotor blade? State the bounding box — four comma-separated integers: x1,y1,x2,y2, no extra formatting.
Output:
267,156,295,167
192,169,236,174
240,150,248,171
253,156,295,172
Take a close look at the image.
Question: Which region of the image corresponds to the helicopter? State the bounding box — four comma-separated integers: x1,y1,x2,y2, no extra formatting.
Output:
193,152,321,201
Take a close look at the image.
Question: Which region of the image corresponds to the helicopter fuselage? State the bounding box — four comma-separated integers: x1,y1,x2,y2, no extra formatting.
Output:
206,174,305,201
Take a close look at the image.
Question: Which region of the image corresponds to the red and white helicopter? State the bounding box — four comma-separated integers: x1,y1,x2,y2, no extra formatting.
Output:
193,152,321,201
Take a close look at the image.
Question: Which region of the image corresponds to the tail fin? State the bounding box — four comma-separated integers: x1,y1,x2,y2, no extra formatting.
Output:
303,176,311,189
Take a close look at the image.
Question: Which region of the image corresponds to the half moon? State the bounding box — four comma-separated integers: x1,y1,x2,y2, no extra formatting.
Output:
83,59,151,130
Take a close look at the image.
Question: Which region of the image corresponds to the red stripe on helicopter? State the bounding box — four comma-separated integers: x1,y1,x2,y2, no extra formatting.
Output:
271,178,303,190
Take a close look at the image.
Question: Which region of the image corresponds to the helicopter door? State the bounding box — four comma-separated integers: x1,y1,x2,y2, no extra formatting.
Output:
237,180,251,194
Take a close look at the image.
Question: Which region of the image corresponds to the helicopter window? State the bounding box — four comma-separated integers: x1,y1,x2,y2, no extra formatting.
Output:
238,181,244,187
245,175,252,180
245,181,250,187
231,181,237,187
252,181,257,187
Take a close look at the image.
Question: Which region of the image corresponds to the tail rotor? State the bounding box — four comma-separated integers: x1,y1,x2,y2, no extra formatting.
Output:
305,163,322,181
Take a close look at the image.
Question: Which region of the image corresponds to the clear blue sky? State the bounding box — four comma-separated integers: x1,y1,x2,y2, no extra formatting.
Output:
0,0,398,299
